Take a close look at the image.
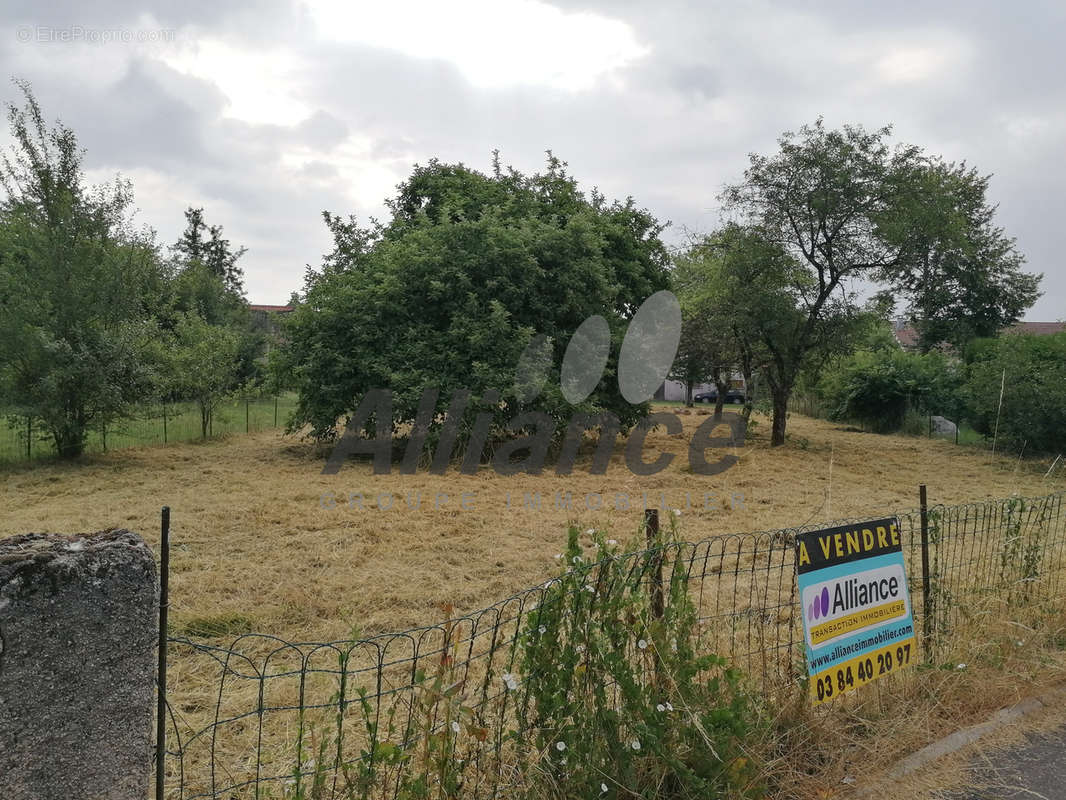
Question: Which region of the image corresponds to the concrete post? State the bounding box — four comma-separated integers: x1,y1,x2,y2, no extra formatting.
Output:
0,529,157,800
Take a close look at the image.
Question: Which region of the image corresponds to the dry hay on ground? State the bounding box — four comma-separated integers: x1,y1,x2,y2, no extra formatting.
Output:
1,411,1061,643
4,411,1066,798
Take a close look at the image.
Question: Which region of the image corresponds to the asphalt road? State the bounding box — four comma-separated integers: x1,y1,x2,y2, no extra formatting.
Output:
938,724,1066,799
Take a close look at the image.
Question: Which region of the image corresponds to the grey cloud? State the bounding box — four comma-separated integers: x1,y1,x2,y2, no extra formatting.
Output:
0,0,1061,317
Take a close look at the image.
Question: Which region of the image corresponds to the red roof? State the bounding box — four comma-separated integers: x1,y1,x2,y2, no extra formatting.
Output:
893,320,1065,349
892,323,919,349
1007,321,1066,336
249,304,294,313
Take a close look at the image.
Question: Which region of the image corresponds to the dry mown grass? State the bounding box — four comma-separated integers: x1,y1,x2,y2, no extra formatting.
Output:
3,410,1065,798
1,410,1060,643
770,597,1066,798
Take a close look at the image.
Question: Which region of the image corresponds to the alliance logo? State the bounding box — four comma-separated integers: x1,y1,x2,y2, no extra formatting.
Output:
807,587,831,622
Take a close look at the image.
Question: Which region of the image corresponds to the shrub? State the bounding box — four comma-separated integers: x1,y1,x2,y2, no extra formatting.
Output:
515,524,764,799
963,332,1066,454
817,348,962,433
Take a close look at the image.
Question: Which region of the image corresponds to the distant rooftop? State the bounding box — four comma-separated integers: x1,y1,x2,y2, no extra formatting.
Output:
892,320,1066,350
248,304,294,313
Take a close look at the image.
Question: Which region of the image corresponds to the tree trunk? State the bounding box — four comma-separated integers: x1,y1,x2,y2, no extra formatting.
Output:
741,367,754,421
712,366,725,419
55,433,84,458
53,420,85,459
200,404,210,440
771,387,789,446
684,382,693,407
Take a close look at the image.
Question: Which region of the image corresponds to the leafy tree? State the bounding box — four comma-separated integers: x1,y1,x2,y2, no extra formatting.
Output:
0,81,162,457
285,155,670,456
166,208,264,387
172,206,247,296
877,161,1040,351
720,119,1037,445
671,239,742,414
669,313,721,408
963,332,1066,454
165,314,243,439
681,223,853,437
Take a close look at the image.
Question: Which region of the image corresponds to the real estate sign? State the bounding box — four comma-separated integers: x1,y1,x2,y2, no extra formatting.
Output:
796,517,918,705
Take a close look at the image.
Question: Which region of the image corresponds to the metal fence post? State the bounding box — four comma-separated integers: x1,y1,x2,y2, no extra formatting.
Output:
156,506,170,800
919,484,932,659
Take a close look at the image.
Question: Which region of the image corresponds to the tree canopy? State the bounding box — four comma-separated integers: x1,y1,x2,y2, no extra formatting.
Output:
718,119,1039,445
0,81,162,456
284,155,671,451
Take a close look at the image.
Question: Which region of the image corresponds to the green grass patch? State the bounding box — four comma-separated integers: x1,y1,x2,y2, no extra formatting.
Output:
176,612,257,639
0,393,299,465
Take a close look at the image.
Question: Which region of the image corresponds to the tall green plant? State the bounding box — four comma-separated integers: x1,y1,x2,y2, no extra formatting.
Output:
515,524,763,799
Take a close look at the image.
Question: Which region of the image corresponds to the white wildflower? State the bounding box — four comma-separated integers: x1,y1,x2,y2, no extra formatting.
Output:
607,539,618,546
601,783,609,793
559,757,566,766
670,638,678,653
673,509,681,517
572,556,583,565
451,721,460,734
956,663,967,670
665,702,674,711
554,553,563,560
630,739,641,751
586,528,595,535
556,741,566,751
637,639,648,650
656,704,666,712
575,644,586,654
502,672,519,690
538,625,546,635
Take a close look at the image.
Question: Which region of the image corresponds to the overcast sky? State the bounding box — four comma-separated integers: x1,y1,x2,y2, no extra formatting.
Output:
0,1,1061,318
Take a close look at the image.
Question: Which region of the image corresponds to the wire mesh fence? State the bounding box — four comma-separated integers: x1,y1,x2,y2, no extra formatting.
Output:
0,394,297,465
155,491,1066,799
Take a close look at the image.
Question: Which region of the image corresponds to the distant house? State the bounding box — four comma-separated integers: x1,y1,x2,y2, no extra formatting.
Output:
891,319,1066,351
655,373,746,403
249,304,294,350
249,303,294,317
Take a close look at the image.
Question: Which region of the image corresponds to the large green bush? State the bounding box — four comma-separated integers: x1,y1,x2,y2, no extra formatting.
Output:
963,332,1066,453
282,157,670,450
817,348,962,433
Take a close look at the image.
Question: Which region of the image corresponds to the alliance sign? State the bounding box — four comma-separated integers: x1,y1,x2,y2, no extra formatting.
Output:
796,518,918,705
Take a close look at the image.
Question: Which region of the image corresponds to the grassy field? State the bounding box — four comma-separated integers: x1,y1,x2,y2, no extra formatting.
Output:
3,408,1066,798
1,407,1061,642
0,393,298,464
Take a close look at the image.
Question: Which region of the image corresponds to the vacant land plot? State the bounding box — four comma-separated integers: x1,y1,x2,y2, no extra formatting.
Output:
0,410,1060,643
